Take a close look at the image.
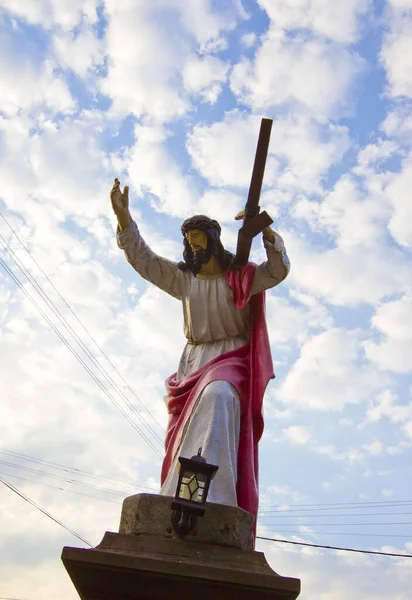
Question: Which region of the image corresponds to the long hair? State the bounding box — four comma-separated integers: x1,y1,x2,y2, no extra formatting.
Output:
178,215,235,274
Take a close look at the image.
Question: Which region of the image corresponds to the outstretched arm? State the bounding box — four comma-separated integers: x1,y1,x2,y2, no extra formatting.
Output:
251,225,290,294
111,179,182,299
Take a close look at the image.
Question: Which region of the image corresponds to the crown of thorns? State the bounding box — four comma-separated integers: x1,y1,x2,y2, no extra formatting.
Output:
181,215,221,238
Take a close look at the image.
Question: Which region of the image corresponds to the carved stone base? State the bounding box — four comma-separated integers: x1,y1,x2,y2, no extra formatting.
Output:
62,494,300,600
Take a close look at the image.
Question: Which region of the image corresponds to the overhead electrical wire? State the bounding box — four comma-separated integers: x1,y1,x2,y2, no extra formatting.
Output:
4,454,412,541
260,499,412,509
4,454,412,532
260,521,412,526
0,211,164,439
0,472,122,504
0,476,92,547
0,459,131,496
0,448,157,491
0,255,163,459
3,448,412,532
261,529,412,538
256,536,412,558
4,445,411,516
260,512,412,518
3,472,411,561
0,458,158,497
259,503,412,513
0,227,164,453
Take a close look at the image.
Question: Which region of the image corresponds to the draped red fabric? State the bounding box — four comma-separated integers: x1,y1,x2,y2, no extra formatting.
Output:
161,263,274,537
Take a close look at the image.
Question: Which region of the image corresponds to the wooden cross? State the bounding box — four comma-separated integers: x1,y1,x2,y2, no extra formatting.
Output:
232,118,274,267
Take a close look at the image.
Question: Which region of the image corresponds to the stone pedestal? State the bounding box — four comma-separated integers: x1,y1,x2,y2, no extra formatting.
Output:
62,493,301,600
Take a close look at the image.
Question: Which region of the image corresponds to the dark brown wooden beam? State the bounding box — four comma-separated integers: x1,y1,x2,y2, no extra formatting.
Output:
233,118,273,267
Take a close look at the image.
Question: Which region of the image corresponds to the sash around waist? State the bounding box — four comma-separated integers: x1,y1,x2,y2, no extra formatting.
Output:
186,333,248,346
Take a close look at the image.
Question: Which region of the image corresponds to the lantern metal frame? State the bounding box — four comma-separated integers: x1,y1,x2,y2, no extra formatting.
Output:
170,448,218,536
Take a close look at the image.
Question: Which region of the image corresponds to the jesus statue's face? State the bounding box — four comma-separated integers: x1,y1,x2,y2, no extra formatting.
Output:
185,228,208,252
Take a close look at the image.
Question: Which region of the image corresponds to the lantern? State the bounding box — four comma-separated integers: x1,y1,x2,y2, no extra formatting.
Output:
171,448,218,535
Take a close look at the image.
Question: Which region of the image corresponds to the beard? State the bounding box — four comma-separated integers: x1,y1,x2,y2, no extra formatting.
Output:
192,245,212,275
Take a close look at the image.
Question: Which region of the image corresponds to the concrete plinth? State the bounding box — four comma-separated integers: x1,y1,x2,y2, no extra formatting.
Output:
62,493,301,600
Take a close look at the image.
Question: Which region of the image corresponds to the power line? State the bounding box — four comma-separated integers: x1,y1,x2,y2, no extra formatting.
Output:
5,450,412,523
261,522,412,526
0,256,163,458
0,227,164,454
0,211,165,438
0,471,121,505
0,449,159,494
256,536,412,558
259,503,412,514
261,529,412,538
0,459,129,496
260,500,412,509
260,512,412,518
0,448,156,490
0,476,92,547
7,469,412,530
0,458,158,497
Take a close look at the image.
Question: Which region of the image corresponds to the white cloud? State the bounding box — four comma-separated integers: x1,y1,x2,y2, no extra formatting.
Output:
270,114,350,194
385,154,412,247
381,105,412,140
101,2,189,122
362,440,383,456
126,124,197,218
176,0,247,51
404,421,412,438
277,328,388,411
293,174,390,248
257,0,371,43
100,0,245,122
364,389,412,425
295,142,412,252
0,112,117,244
230,29,364,117
266,293,333,349
0,0,99,29
183,55,229,104
196,189,244,223
283,425,312,444
241,32,257,48
0,28,74,117
122,285,185,374
262,483,308,505
364,296,412,373
52,23,105,78
381,6,412,98
187,112,268,188
286,231,410,306
354,140,400,176
388,0,412,7
187,110,350,194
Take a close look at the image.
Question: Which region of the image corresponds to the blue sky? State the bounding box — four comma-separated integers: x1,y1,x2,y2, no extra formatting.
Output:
1,1,412,599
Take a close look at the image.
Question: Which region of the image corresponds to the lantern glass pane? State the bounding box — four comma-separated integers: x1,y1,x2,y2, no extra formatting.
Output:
178,472,207,503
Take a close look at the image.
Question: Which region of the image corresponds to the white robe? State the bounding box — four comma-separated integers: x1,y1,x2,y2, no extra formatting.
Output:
117,221,290,504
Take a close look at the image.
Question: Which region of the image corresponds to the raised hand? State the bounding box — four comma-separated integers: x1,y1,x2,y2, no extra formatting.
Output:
111,178,132,231
110,178,129,214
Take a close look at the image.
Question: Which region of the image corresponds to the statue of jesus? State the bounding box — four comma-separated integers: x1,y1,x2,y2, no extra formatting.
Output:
111,178,290,531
